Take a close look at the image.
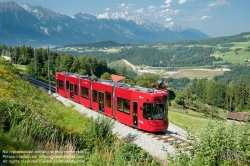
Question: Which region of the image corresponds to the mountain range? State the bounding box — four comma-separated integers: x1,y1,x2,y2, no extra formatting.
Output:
0,2,210,47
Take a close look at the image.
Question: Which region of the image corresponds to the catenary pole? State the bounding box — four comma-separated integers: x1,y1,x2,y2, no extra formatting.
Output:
47,47,51,94
34,48,36,78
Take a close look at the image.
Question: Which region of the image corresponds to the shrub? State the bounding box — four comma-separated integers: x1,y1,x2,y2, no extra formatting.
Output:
84,116,115,151
113,141,159,166
166,121,250,166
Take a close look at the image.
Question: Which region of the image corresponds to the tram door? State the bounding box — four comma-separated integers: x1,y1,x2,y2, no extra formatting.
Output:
69,83,74,99
133,101,138,127
98,91,105,113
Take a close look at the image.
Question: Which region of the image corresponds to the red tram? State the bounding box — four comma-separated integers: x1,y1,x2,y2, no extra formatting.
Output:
56,72,169,132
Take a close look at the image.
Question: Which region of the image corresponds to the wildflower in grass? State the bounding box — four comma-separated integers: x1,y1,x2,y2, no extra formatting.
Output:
0,68,7,74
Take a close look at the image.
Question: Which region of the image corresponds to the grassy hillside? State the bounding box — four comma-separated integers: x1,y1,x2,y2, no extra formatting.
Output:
0,58,159,165
212,46,250,64
108,60,137,78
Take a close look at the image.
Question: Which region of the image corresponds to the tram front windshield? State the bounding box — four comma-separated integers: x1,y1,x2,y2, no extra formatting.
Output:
143,103,168,120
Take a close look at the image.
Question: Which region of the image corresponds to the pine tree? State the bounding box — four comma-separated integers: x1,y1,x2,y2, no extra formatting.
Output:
59,54,73,72
235,78,249,111
226,83,236,111
211,83,226,108
70,57,80,73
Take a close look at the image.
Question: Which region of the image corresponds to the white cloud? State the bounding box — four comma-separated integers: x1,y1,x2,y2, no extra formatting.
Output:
201,15,212,20
147,5,156,12
165,0,172,4
160,4,171,8
179,0,189,4
157,8,180,19
174,9,180,14
117,3,133,11
159,9,179,16
165,17,172,21
208,0,229,7
153,0,181,21
120,3,125,7
104,7,110,11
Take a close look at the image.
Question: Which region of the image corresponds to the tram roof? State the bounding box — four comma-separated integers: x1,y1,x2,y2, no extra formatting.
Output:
58,72,160,93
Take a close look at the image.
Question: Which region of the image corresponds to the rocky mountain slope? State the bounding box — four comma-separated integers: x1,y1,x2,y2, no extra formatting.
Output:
0,2,209,46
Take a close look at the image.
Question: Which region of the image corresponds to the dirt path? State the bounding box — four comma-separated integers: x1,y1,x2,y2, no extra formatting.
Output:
122,59,137,70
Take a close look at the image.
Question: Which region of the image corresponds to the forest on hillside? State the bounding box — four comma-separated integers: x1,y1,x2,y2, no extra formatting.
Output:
170,32,250,46
0,45,116,80
102,46,219,67
214,65,250,85
63,41,133,48
179,78,250,114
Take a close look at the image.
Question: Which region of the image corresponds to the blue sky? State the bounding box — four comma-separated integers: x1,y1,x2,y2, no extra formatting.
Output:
2,0,250,37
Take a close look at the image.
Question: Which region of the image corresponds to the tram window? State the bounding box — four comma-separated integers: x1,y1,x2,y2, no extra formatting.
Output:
123,99,130,114
59,80,64,90
93,90,97,102
105,92,111,108
117,97,130,114
81,87,88,99
143,103,152,120
66,81,69,91
143,103,167,120
118,98,123,111
74,84,78,95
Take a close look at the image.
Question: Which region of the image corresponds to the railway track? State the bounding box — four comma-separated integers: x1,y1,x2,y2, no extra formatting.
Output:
22,75,56,93
145,131,193,152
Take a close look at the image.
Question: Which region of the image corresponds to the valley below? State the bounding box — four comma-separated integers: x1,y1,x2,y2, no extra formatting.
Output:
121,59,229,79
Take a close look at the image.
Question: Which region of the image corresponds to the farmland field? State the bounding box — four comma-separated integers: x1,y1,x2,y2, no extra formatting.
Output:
99,48,120,53
163,69,226,79
138,66,227,79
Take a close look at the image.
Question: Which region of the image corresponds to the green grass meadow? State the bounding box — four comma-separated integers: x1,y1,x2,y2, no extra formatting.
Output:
169,107,249,138
212,39,250,64
212,50,250,64
168,109,211,137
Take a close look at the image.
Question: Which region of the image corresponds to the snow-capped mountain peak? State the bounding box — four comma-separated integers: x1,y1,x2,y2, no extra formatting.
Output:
164,22,189,32
73,12,97,21
20,4,32,12
20,3,63,21
96,12,165,31
97,12,127,20
96,12,149,25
